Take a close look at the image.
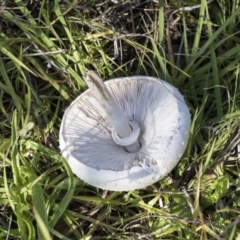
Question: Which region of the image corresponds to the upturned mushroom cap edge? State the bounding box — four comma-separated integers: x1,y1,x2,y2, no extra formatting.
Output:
59,76,191,191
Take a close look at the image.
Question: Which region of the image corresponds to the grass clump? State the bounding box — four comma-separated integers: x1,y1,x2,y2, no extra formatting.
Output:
0,0,240,239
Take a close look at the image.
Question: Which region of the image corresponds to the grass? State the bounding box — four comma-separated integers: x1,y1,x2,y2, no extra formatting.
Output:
0,0,240,239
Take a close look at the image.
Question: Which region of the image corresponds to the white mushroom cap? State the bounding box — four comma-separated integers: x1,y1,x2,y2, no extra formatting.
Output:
59,76,191,191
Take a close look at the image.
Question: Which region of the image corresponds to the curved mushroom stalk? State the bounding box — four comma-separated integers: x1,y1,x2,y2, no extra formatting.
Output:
84,71,141,153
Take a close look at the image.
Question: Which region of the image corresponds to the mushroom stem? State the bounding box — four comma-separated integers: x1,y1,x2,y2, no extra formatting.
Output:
84,71,141,153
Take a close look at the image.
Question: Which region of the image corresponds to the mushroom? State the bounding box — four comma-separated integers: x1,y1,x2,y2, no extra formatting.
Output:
59,71,191,191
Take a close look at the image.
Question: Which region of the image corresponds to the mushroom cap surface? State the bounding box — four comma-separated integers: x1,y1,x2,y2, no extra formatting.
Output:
59,76,191,191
